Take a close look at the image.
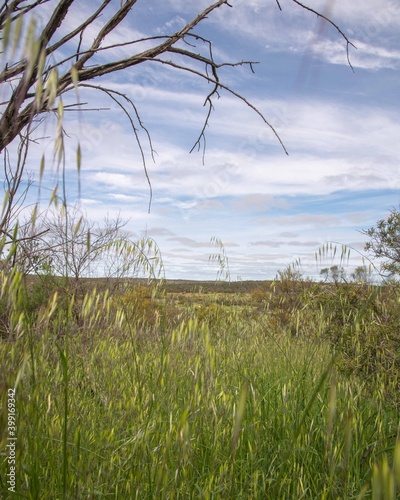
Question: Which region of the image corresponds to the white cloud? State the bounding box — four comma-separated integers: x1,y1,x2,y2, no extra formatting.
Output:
109,193,142,202
49,92,398,213
313,38,400,69
210,0,400,70
167,236,211,248
233,194,289,211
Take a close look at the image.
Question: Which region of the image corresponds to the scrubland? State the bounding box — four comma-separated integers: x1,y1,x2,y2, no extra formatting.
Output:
1,273,400,498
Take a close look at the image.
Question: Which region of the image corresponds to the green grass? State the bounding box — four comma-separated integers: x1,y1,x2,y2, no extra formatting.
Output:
0,280,400,498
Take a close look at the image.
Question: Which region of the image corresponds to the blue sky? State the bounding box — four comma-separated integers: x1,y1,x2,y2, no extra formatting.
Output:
9,0,400,280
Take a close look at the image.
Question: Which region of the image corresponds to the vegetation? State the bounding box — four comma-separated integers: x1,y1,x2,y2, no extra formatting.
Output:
1,3,399,498
363,206,400,279
1,264,400,498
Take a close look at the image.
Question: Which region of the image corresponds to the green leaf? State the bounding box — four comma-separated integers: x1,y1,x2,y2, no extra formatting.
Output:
2,16,11,52
70,64,79,91
39,154,45,182
11,15,23,57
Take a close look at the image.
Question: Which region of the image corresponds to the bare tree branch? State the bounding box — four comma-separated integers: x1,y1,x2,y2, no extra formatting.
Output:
0,0,233,153
148,55,289,155
290,0,356,71
79,82,155,212
74,0,139,71
0,0,50,28
46,1,112,55
0,0,354,243
0,0,353,154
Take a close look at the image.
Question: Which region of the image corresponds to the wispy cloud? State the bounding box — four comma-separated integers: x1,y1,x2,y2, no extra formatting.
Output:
167,236,211,248
250,239,320,247
211,0,399,71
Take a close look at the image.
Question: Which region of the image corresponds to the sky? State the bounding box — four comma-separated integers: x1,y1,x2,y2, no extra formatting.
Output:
4,0,400,280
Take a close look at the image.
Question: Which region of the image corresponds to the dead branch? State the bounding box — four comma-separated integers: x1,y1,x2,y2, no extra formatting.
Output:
79,83,155,212
290,0,356,71
0,0,354,231
0,0,353,155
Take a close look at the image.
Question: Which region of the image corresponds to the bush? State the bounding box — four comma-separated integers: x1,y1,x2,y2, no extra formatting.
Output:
115,285,159,325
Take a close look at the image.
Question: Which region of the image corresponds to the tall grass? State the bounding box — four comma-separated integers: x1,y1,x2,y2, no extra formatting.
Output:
1,277,399,498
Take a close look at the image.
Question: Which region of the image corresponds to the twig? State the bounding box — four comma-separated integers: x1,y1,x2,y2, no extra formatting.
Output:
291,0,356,71
79,83,155,213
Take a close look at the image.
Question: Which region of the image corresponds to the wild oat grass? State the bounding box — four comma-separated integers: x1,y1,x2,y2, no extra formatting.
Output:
0,279,399,498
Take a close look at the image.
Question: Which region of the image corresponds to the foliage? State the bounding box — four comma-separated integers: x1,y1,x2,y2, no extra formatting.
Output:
209,236,231,283
0,202,164,340
254,261,311,331
363,207,400,279
320,264,347,284
115,284,163,327
310,282,400,400
248,253,400,407
351,264,373,284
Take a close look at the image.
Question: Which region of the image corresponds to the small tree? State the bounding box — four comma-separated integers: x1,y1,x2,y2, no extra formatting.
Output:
52,206,125,279
351,265,372,285
362,207,400,279
320,265,346,284
15,204,163,289
278,263,304,283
